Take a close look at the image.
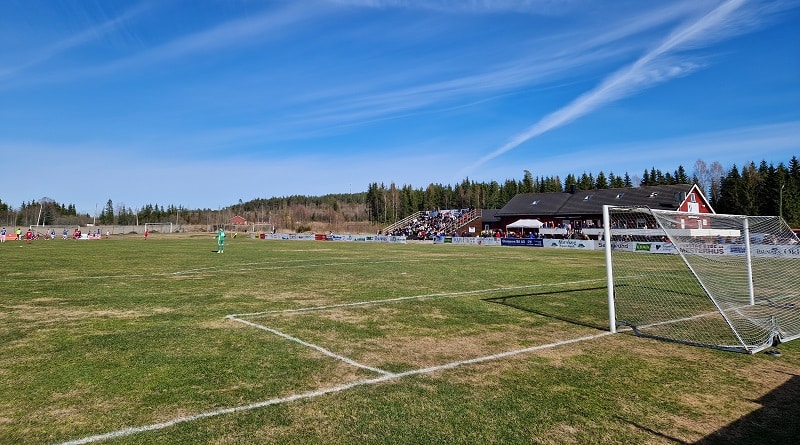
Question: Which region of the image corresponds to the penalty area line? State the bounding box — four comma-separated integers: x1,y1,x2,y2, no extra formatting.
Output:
54,330,612,445
226,316,394,376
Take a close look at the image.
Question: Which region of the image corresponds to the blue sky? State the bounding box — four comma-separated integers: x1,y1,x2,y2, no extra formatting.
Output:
1,0,798,214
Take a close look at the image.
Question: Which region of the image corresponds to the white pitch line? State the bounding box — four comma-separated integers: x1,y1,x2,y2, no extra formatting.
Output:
230,277,613,318
55,272,630,444
227,259,422,274
55,331,612,445
0,258,422,284
226,316,395,376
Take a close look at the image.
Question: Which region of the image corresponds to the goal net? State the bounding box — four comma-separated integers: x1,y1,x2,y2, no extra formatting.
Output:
603,205,800,354
144,222,173,233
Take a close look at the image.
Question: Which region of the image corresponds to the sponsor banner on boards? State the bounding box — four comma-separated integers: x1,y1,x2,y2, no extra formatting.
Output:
598,240,800,258
434,236,502,246
500,238,543,247
547,239,595,250
500,238,595,250
260,233,406,243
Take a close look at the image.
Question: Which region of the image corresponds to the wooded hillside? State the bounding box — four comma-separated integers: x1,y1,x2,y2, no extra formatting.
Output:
2,156,798,231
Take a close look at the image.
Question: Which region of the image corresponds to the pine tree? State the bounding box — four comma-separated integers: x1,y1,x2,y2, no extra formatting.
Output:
486,181,501,209
501,179,519,202
595,171,609,189
654,168,665,185
641,169,651,186
756,161,778,216
675,165,689,184
610,172,625,188
521,170,535,193
623,172,633,188
784,159,800,226
578,172,593,190
564,174,577,192
740,162,760,215
717,164,742,214
423,184,438,212
101,199,114,224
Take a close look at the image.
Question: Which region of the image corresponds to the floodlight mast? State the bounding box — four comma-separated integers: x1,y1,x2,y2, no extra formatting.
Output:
603,205,616,333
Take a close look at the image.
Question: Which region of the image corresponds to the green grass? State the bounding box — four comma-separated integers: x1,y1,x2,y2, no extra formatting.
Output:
1,235,798,444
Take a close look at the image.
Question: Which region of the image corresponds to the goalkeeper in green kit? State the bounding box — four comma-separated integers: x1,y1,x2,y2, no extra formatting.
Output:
217,227,226,253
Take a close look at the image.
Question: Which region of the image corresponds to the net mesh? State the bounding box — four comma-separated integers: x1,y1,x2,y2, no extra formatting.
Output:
607,206,800,353
144,222,173,233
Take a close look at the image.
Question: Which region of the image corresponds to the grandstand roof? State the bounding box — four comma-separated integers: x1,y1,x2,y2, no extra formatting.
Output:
496,184,709,218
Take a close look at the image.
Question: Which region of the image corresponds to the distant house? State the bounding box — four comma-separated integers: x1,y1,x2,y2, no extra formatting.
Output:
495,184,713,237
230,215,248,226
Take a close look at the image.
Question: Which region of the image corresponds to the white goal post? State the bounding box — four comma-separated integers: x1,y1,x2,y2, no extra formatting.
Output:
144,222,173,233
603,205,800,354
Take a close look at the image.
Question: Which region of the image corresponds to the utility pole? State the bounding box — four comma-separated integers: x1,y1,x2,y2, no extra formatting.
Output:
780,183,785,220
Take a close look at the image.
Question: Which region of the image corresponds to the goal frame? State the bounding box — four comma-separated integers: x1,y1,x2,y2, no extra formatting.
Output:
602,204,800,353
144,222,173,233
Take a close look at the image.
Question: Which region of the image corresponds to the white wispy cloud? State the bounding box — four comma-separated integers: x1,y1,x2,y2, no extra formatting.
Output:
326,0,581,15
460,0,776,175
114,3,315,67
0,2,151,80
547,121,800,173
1,2,324,89
194,2,699,145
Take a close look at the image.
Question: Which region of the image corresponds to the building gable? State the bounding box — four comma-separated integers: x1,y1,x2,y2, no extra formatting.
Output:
676,184,714,214
230,215,247,225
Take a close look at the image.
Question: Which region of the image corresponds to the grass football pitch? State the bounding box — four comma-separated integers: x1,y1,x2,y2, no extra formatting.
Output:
1,235,798,444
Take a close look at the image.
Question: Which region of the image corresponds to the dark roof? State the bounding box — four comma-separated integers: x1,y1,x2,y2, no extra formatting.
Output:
497,192,572,217
479,209,502,223
496,184,702,218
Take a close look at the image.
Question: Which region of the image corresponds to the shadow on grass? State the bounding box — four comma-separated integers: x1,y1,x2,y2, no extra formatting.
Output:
482,286,609,332
612,416,688,444
695,372,800,445
615,372,800,444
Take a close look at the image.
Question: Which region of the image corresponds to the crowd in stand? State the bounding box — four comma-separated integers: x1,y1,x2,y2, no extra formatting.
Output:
385,207,658,241
387,209,464,240
387,209,593,240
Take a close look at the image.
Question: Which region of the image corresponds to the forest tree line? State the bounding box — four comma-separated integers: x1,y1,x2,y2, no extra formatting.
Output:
1,155,798,229
364,157,799,227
